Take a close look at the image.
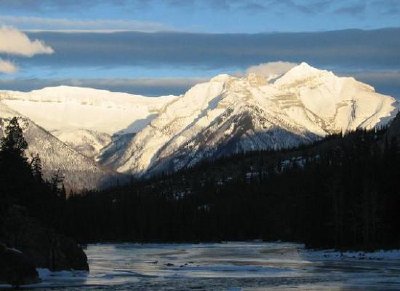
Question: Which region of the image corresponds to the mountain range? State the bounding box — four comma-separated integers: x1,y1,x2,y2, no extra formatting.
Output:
0,63,397,189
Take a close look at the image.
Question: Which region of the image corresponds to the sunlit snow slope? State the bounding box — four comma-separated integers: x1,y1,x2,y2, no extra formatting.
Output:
99,63,397,176
1,63,397,180
0,103,117,191
1,86,177,158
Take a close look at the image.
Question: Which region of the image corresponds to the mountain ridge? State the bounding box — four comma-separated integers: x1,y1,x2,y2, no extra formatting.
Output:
0,103,120,191
99,63,397,176
1,62,397,180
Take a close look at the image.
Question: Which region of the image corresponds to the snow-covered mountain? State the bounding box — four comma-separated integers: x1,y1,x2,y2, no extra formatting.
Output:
0,103,118,191
0,86,177,159
52,129,111,159
1,63,397,180
99,63,397,176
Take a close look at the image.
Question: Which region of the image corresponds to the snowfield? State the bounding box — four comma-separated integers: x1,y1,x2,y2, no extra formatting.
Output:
1,86,176,135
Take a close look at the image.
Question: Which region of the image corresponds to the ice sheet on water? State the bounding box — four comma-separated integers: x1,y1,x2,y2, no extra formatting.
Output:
2,242,400,290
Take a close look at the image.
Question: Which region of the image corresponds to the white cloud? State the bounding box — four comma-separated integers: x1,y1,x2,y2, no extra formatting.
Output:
246,61,298,79
0,26,54,56
0,58,18,73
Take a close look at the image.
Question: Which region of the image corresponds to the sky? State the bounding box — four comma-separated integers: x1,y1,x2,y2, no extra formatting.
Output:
0,0,399,97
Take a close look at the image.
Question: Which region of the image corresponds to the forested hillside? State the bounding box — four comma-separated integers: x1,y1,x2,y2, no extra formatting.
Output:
2,114,400,254
63,118,400,250
0,118,88,286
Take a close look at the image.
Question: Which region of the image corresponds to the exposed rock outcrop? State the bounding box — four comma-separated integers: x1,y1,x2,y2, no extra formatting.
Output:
0,242,40,287
1,205,89,273
21,232,89,271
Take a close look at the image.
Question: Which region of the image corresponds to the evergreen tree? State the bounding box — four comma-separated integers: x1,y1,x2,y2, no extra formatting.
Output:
30,154,43,183
50,170,66,200
0,117,28,156
0,117,31,204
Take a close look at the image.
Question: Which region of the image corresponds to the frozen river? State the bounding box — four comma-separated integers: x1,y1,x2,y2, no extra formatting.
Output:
4,242,400,290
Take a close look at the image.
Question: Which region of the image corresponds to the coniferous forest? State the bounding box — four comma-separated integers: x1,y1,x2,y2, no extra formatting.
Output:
1,116,400,254
0,117,67,238
62,123,400,251
0,118,88,285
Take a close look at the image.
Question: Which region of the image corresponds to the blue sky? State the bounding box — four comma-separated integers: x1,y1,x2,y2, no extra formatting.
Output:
0,0,399,96
1,0,399,33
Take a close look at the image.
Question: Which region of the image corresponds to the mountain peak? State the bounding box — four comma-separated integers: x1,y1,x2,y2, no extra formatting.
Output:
285,62,320,76
297,61,315,70
274,62,330,86
2,63,397,179
210,74,232,82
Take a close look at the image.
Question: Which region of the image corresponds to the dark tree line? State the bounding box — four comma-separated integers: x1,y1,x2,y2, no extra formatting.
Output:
0,117,67,245
1,116,399,251
62,128,400,250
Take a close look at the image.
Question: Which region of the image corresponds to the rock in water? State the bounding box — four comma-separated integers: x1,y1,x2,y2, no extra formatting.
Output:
1,206,89,272
46,234,89,271
10,226,89,272
0,243,40,287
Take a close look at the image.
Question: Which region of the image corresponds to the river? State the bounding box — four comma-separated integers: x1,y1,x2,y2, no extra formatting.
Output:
3,242,400,290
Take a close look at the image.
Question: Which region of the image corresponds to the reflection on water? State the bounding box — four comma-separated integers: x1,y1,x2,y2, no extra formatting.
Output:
4,242,400,290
